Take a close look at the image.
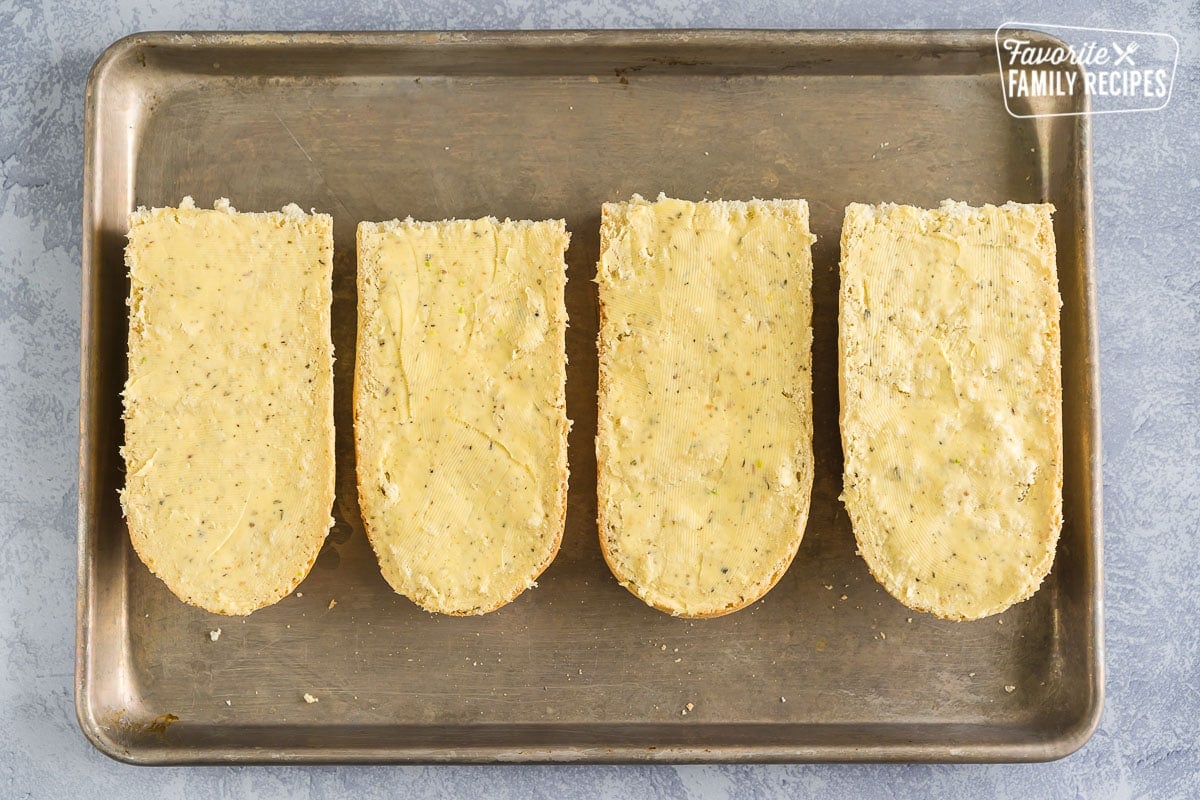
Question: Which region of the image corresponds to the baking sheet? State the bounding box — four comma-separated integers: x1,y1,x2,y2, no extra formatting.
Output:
77,30,1102,763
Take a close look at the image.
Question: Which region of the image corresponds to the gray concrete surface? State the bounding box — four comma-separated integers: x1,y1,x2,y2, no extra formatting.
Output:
1,0,1197,797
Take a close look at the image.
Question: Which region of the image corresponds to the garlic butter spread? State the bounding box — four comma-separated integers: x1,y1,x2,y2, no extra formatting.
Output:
120,197,335,616
839,201,1062,621
355,218,569,615
596,195,815,617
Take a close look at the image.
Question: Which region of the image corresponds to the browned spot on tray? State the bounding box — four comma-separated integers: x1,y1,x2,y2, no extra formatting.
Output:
104,708,181,735
147,713,180,733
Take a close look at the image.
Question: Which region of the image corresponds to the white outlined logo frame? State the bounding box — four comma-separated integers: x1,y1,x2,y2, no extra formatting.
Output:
995,21,1179,118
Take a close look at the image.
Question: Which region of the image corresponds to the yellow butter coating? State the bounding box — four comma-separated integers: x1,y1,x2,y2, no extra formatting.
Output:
839,200,1063,620
355,217,569,615
121,197,335,616
597,194,815,617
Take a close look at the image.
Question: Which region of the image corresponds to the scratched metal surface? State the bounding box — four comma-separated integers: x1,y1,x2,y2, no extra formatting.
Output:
77,30,1100,764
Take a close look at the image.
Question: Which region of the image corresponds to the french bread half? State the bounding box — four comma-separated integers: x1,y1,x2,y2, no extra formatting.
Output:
121,197,336,616
839,200,1063,621
596,194,815,617
355,217,570,615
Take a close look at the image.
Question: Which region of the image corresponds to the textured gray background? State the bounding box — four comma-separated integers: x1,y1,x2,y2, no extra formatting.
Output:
2,0,1197,797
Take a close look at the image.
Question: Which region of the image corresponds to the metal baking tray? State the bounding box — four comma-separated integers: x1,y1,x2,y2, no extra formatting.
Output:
77,30,1102,764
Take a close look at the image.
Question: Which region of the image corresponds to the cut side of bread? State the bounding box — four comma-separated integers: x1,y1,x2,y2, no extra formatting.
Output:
355,217,570,615
596,194,815,618
839,200,1063,621
120,196,336,616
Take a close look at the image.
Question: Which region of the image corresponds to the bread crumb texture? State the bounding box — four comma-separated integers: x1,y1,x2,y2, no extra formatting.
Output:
120,197,336,616
839,200,1063,621
355,217,570,615
596,194,815,618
